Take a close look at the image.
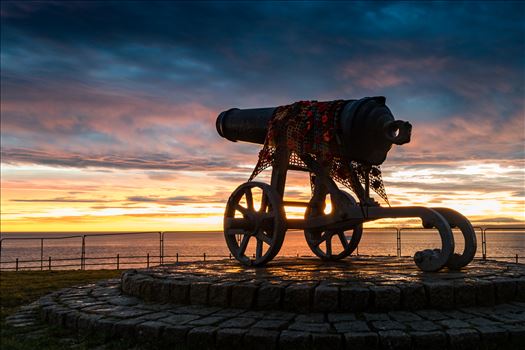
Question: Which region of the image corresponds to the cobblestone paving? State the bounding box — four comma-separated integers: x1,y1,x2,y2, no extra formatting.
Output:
6,277,525,349
122,257,525,312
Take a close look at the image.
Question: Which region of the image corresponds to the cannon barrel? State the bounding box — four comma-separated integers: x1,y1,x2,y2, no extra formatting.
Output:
216,97,411,165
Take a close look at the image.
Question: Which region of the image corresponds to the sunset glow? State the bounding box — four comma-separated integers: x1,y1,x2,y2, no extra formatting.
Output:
1,2,524,232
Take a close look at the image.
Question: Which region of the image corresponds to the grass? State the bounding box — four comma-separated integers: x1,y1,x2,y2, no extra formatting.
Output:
0,269,122,349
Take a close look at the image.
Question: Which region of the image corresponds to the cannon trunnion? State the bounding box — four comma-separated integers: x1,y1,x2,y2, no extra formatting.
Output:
216,97,476,272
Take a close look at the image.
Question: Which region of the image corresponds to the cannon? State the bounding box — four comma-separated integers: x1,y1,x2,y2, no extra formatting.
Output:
216,97,476,272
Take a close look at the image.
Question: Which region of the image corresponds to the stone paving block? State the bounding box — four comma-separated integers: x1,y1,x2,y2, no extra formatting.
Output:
156,280,171,303
446,328,480,350
176,304,221,316
231,283,258,309
410,331,447,350
438,319,471,329
454,282,476,308
313,285,339,312
169,280,190,304
63,310,81,330
209,282,233,307
425,282,454,309
516,277,525,301
252,319,289,330
188,315,225,326
187,326,217,350
340,286,369,312
284,283,314,313
257,283,284,310
219,317,257,328
216,327,247,350
379,330,411,350
264,311,296,321
162,324,191,346
77,314,104,335
113,318,141,339
442,310,476,320
311,333,343,350
476,326,508,350
476,280,495,306
502,324,525,348
279,330,312,349
139,311,172,321
190,281,210,305
400,283,427,310
493,278,517,303
327,313,356,323
212,308,244,317
334,321,370,333
363,312,390,321
388,311,422,322
370,285,401,311
91,317,117,339
288,322,331,333
344,331,378,350
159,313,200,325
371,320,406,331
111,306,150,319
467,317,500,327
244,328,279,350
136,320,165,339
107,295,140,307
407,320,441,332
295,313,324,323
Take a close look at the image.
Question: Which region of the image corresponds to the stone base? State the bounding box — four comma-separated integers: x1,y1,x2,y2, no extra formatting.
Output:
121,257,525,312
12,278,524,350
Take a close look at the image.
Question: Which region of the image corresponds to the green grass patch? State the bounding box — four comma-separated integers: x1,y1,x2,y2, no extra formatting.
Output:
1,269,121,349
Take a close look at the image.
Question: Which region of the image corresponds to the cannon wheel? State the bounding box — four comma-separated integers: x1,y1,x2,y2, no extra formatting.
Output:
224,182,286,266
304,190,363,260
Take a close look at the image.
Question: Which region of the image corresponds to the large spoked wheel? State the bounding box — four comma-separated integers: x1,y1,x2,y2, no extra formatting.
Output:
304,190,363,261
224,182,286,266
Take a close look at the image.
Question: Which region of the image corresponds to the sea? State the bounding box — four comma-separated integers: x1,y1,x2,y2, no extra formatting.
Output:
1,229,523,270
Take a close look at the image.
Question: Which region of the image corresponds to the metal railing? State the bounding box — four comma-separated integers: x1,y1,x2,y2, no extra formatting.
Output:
0,226,523,271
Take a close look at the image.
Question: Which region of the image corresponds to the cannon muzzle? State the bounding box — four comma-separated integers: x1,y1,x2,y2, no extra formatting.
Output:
216,97,411,165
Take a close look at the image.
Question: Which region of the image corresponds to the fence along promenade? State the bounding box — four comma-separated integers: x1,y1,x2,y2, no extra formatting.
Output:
0,227,523,271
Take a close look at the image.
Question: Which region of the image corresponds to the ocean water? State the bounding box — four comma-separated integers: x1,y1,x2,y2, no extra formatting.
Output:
0,228,523,270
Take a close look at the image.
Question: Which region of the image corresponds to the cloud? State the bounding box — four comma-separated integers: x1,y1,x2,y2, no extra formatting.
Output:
10,197,108,203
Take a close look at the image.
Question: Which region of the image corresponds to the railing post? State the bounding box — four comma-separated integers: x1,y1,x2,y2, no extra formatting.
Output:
16,258,18,271
40,238,44,271
203,253,206,261
81,236,86,270
147,253,150,268
48,256,51,270
482,229,487,260
516,254,519,264
229,253,232,259
396,228,401,258
159,232,163,265
117,254,120,270
176,252,179,263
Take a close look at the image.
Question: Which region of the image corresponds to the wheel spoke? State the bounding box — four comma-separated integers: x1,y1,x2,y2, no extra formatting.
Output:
325,232,332,256
245,188,254,210
337,231,349,249
238,235,250,256
225,228,245,236
235,204,250,216
256,232,272,245
260,194,268,213
313,232,328,247
225,217,252,230
256,238,263,258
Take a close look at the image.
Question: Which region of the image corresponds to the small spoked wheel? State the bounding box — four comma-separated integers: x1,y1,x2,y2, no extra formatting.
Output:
304,190,363,261
224,182,286,266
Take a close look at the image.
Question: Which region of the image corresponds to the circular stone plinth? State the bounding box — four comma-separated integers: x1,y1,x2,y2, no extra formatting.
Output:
121,257,525,313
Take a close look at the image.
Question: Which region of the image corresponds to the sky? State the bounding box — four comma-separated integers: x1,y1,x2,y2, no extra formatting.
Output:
1,1,524,232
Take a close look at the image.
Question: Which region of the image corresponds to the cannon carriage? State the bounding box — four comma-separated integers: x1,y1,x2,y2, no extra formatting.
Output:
216,97,477,272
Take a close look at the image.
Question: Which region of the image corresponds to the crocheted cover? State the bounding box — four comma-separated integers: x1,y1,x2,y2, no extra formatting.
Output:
248,100,389,204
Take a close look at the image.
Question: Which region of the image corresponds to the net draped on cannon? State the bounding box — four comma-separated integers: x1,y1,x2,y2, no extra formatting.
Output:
216,97,477,272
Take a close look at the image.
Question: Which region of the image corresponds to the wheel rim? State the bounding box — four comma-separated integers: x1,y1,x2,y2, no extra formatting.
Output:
224,182,285,266
304,191,363,260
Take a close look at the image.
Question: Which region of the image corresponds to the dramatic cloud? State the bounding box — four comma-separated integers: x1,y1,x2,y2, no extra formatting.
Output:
1,1,523,230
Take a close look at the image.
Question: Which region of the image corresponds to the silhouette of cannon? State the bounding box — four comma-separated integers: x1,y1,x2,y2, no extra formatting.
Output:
217,97,476,272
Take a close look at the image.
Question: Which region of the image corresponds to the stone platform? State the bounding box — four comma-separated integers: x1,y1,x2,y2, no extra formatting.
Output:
122,257,525,313
6,257,525,349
